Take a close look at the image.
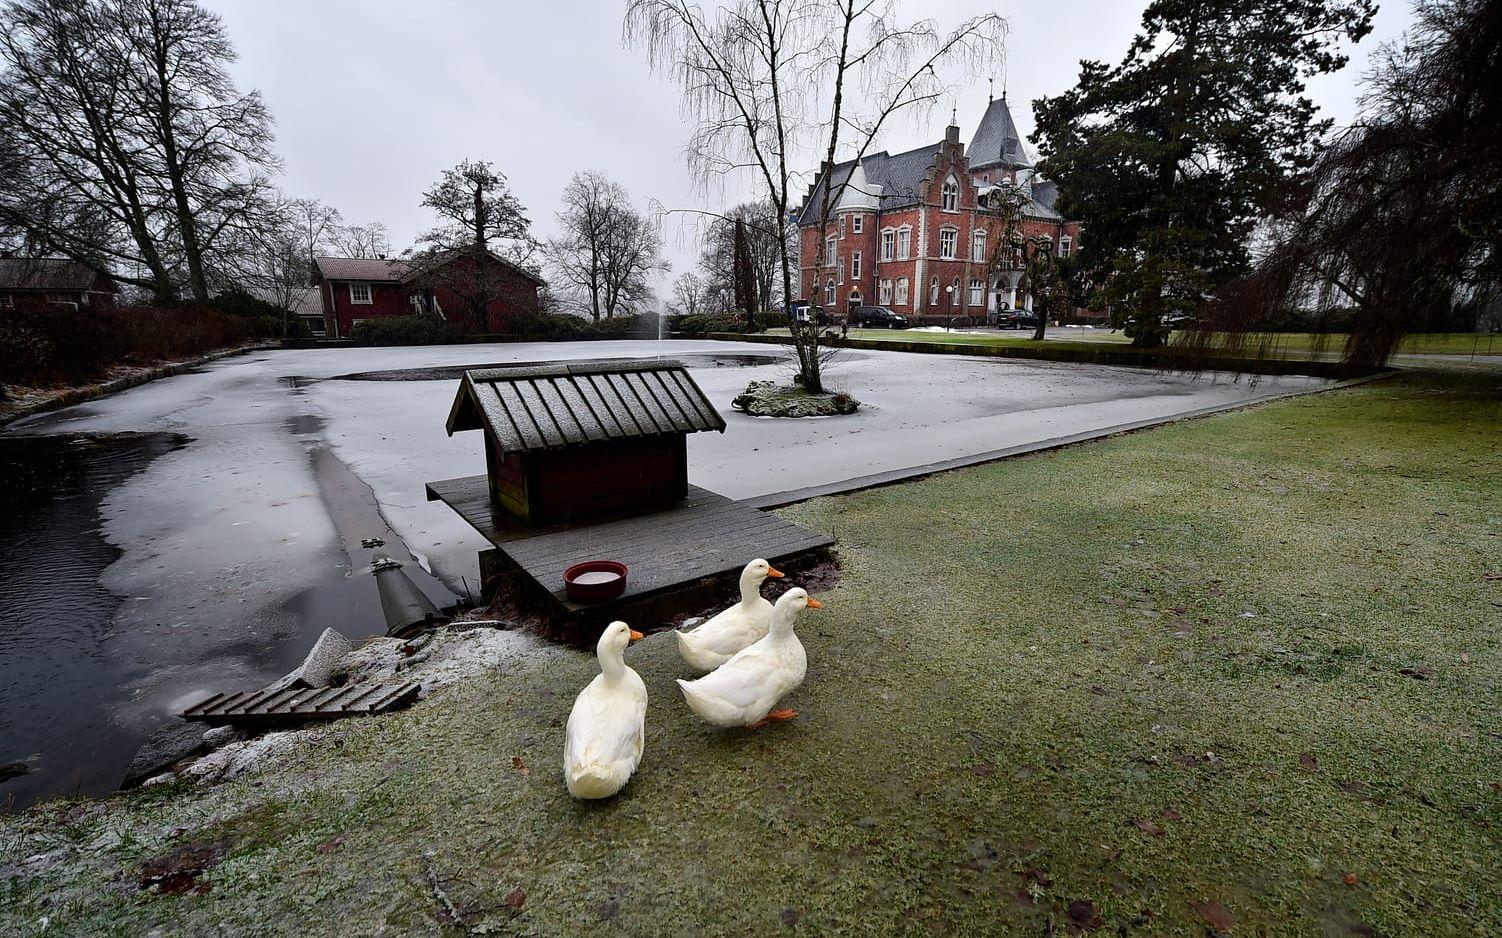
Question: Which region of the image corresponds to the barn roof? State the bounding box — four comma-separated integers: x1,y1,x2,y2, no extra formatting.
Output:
446,359,726,453
0,257,114,292
312,257,410,282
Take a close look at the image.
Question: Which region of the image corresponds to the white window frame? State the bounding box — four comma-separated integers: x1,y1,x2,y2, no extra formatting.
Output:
878,278,892,304
929,277,938,304
852,214,863,234
880,228,895,261
972,230,987,262
851,251,861,280
839,214,847,235
939,228,957,259
941,175,959,212
1059,236,1073,258
825,236,837,268
969,278,984,306
896,226,911,260
824,278,835,305
895,277,909,306
348,282,373,305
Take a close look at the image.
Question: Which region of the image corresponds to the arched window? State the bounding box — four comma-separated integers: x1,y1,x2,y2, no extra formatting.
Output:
941,175,959,211
825,278,835,305
929,277,939,304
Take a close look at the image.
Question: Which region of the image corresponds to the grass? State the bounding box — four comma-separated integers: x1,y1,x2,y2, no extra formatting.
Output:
766,327,1502,357
2,371,1499,935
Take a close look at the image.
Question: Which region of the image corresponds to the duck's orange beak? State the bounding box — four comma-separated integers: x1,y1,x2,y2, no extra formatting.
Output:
766,566,785,579
628,629,644,642
805,597,824,609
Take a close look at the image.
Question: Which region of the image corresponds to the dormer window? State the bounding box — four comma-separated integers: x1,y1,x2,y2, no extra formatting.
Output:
941,175,959,212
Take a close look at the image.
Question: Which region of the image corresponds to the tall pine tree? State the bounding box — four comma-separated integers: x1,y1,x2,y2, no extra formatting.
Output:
1033,0,1376,346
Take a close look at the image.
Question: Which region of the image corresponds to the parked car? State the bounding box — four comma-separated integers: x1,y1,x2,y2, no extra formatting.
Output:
1165,314,1197,330
851,305,909,329
998,310,1040,330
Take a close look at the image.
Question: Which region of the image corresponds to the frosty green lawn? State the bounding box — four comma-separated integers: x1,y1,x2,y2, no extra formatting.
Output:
771,326,1501,358
2,371,1498,935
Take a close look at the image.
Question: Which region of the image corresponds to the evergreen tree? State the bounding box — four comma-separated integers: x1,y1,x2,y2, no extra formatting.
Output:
1032,0,1376,347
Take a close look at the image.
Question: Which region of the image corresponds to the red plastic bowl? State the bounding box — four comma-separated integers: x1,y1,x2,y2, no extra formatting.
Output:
563,560,629,603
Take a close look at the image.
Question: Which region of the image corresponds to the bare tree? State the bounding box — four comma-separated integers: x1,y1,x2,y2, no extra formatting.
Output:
289,197,342,266
546,171,667,320
419,158,535,264
977,184,1069,340
670,270,712,317
626,0,1003,392
0,0,278,303
330,221,391,259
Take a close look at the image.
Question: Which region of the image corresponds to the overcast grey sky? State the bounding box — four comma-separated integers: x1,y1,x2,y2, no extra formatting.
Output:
206,0,1414,297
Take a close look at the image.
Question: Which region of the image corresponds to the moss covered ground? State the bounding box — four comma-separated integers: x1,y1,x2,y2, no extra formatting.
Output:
2,371,1499,935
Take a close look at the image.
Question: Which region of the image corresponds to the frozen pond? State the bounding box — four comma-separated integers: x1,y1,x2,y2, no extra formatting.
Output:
0,338,1327,806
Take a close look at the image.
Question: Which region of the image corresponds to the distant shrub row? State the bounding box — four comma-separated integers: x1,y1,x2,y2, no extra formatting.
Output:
1,301,286,390
669,313,763,335
349,313,665,345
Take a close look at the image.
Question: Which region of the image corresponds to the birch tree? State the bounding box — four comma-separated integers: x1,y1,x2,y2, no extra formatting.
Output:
626,0,1003,392
546,171,667,320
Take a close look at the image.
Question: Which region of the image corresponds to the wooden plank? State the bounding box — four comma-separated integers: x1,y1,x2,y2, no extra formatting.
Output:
180,680,423,724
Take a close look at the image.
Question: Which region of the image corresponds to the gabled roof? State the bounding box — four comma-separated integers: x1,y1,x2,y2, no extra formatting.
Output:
401,247,546,287
446,359,726,453
313,257,410,282
966,95,1033,170
0,257,114,292
799,142,944,223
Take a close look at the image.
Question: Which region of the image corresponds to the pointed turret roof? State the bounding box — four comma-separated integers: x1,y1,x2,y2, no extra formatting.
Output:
966,94,1032,170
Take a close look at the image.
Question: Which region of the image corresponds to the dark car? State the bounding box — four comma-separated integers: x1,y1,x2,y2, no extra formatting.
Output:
851,305,909,329
998,309,1040,330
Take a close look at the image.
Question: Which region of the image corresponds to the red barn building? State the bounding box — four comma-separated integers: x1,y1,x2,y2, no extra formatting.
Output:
0,257,118,312
798,95,1084,325
313,248,544,338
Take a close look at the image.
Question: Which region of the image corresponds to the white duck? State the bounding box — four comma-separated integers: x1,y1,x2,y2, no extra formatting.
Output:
677,588,822,729
676,559,785,671
564,621,647,799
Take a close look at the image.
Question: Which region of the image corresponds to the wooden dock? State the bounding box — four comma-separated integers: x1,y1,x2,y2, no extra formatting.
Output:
426,475,833,627
181,681,422,726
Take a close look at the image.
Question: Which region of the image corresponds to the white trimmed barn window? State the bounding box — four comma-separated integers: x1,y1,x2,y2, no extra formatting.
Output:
349,282,372,304
941,175,958,211
939,228,957,259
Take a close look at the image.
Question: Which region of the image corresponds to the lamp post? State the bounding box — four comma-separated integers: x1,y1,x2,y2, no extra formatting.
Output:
945,284,955,332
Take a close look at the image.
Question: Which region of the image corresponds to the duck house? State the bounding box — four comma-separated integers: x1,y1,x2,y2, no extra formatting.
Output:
444,359,727,526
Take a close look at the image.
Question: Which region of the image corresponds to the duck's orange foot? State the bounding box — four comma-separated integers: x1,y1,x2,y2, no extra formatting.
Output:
745,718,770,731
766,708,798,722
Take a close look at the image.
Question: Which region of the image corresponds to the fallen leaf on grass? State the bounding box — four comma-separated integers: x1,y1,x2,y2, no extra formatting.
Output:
1161,808,1182,821
1299,752,1318,771
1398,665,1435,680
1342,872,1359,885
1191,898,1235,932
512,756,529,776
1131,818,1164,836
1067,898,1102,930
505,887,526,910
1460,652,1472,664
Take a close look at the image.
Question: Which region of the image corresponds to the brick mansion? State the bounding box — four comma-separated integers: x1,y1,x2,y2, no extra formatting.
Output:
797,95,1084,324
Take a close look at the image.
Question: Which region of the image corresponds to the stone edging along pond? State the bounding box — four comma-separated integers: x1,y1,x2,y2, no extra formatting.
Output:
0,345,270,428
685,330,1379,380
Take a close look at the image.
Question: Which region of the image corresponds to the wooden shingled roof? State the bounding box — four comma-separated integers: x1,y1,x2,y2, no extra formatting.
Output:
446,359,726,454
